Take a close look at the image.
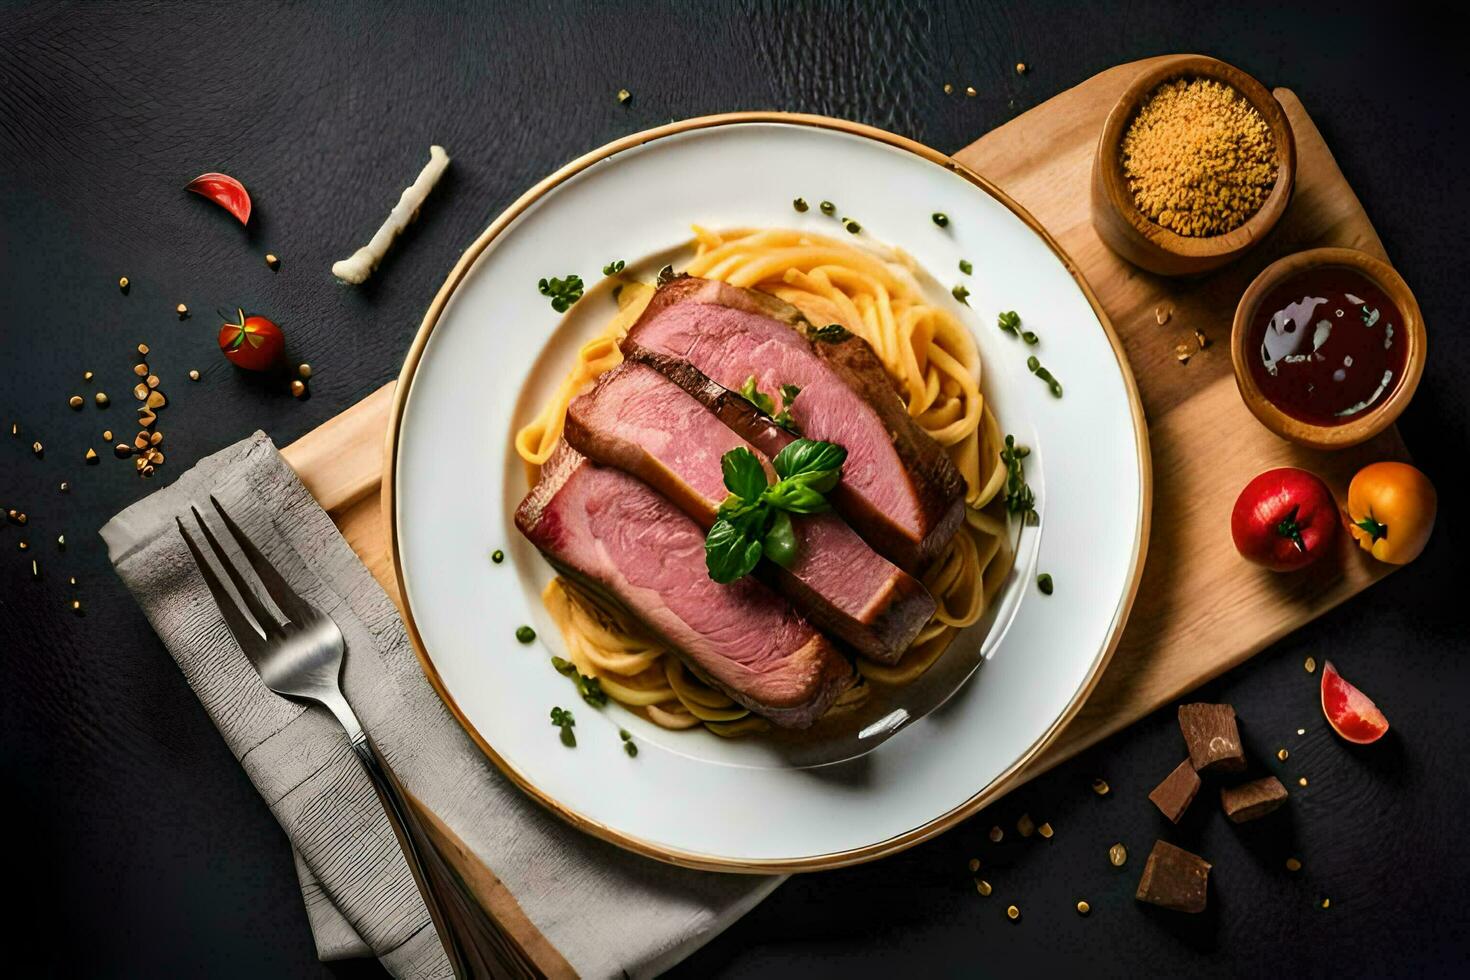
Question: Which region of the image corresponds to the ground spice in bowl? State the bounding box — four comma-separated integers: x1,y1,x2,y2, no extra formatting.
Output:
1121,78,1278,237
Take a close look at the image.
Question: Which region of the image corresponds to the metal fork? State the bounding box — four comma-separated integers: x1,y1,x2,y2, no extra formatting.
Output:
178,496,536,979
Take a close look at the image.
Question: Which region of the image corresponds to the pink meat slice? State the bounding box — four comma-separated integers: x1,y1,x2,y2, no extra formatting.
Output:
622,276,967,572
564,361,934,662
515,444,853,728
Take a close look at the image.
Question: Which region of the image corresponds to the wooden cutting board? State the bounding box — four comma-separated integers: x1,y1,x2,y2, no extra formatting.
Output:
281,56,1407,846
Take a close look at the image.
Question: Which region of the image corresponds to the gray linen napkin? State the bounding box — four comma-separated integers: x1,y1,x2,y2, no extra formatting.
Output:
101,432,780,978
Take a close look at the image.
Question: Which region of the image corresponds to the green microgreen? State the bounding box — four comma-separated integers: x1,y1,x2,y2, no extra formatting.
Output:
550,706,576,747
537,274,584,313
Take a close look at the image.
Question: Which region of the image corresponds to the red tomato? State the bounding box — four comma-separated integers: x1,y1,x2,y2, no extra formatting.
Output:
218,309,284,371
1321,661,1389,744
185,172,252,225
1230,467,1339,571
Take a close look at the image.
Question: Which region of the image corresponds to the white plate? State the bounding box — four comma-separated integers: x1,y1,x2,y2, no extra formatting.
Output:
387,114,1150,871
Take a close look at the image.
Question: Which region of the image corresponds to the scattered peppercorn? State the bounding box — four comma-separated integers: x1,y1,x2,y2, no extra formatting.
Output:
516,625,536,644
932,212,949,227
819,200,835,215
491,549,505,564
793,197,809,213
1037,573,1054,595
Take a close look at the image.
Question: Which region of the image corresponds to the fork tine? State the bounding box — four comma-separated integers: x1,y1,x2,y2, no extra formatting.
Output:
208,495,317,626
189,504,282,635
176,516,267,661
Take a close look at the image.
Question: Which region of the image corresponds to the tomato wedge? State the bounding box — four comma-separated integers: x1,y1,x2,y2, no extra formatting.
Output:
1321,661,1389,744
186,172,252,225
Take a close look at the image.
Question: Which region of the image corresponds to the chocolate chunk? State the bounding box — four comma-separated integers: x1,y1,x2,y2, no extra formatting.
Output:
1148,759,1202,824
1135,840,1211,913
1220,776,1288,823
1178,703,1245,773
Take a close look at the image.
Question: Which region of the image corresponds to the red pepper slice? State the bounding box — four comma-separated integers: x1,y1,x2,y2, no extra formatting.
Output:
185,172,252,225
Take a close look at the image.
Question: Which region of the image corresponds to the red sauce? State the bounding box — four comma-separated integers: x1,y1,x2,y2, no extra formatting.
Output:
1246,265,1406,426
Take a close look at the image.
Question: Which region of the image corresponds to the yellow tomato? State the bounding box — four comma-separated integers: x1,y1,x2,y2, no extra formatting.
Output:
1346,462,1436,565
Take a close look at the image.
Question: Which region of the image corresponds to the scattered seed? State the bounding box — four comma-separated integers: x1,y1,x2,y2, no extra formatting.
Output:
1195,328,1210,349
515,625,536,644
58,482,68,493
1006,905,1020,921
85,448,99,464
793,197,809,213
141,464,155,477
68,575,77,586
842,218,861,234
1017,813,1035,838
1038,822,1054,839
83,370,94,381
57,534,65,549
137,343,149,355
1108,843,1127,867
1285,857,1302,872
965,85,977,97
1155,305,1171,325
133,363,149,377
1297,728,1306,736
68,395,84,410
102,430,113,440
31,559,40,579
72,599,82,613
968,857,980,873
1076,900,1090,915
1277,748,1289,761
138,409,156,426
135,457,147,471
31,441,43,457
1304,656,1316,673
1037,572,1054,595
1175,343,1193,364
189,369,200,381
617,88,631,105
146,390,166,409
298,363,312,379
9,422,16,436
1299,777,1308,787
176,303,189,319
932,212,949,227
149,432,162,446
133,383,149,401
18,540,29,551
819,201,835,215
1091,778,1110,796
975,879,992,896
115,443,133,458
989,826,1004,843
118,276,130,293
943,83,954,94
491,549,505,564
265,253,280,270
1320,898,1331,909
290,379,308,398
624,741,638,757
94,392,109,407
1015,62,1028,75
146,375,160,389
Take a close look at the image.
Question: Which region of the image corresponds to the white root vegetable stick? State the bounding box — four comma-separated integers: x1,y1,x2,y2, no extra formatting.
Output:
332,145,450,284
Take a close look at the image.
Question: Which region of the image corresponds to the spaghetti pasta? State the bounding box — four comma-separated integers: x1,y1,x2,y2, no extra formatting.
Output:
516,228,1015,731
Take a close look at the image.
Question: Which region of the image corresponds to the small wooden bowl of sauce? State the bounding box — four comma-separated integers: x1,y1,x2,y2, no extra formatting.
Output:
1231,247,1426,449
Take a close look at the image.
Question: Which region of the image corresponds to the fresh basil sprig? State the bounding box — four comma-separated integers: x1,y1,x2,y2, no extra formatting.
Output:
703,438,848,583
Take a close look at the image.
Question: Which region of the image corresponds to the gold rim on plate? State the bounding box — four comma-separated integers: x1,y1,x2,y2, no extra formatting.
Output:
383,111,1153,873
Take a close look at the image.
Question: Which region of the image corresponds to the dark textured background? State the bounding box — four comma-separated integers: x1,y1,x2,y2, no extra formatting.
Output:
3,1,1467,976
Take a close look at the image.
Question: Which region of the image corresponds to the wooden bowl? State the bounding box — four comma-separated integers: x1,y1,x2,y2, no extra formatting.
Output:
1231,247,1426,449
1090,54,1296,276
